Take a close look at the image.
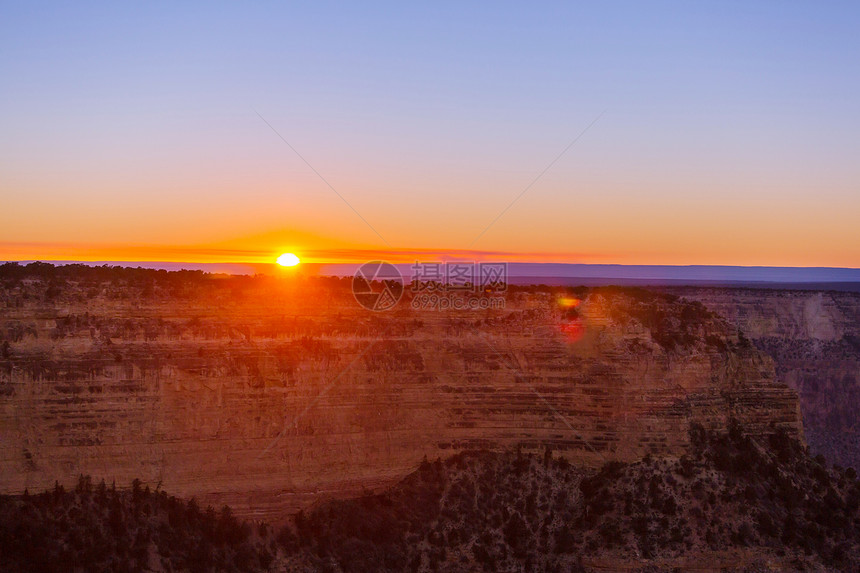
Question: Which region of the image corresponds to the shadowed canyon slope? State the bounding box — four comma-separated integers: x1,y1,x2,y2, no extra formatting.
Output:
0,266,802,521
674,288,860,470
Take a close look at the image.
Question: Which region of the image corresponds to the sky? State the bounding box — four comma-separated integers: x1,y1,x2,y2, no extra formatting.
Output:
2,2,859,267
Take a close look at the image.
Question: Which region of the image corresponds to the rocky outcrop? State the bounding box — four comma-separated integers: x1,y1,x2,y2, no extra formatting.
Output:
0,270,802,521
672,288,860,470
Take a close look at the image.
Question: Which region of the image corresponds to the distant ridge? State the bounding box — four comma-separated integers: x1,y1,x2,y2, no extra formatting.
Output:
505,277,860,292
319,262,860,288
4,260,860,289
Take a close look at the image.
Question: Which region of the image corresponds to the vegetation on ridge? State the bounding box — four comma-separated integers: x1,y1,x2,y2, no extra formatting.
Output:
278,423,860,572
0,478,275,573
3,422,858,572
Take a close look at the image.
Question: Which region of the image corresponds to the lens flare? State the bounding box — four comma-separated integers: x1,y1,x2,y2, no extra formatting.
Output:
558,296,580,308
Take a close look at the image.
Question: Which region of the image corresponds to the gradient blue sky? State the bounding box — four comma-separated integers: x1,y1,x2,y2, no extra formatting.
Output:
2,2,859,266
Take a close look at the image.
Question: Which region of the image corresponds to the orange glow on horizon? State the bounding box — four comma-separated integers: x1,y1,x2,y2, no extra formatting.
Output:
1,229,859,270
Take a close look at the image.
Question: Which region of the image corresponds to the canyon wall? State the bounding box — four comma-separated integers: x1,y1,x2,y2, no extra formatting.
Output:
674,287,860,470
0,272,802,521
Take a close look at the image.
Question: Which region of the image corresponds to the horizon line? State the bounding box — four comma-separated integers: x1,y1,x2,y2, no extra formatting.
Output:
5,259,860,270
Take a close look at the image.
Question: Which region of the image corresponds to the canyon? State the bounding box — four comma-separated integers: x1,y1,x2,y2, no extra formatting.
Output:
675,287,860,470
0,266,807,524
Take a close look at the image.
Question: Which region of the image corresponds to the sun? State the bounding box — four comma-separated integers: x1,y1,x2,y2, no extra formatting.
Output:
276,253,301,267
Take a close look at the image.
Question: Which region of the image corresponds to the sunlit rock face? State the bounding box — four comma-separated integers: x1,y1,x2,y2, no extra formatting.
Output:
0,273,802,521
672,287,860,471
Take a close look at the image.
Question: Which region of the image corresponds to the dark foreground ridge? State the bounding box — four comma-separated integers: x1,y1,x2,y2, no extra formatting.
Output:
0,479,276,573
2,423,859,572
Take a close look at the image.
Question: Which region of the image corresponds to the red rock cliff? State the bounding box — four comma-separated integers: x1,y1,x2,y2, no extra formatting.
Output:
0,277,803,521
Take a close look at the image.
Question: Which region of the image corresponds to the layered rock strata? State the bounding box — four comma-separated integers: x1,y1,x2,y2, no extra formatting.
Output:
671,287,860,469
0,275,802,521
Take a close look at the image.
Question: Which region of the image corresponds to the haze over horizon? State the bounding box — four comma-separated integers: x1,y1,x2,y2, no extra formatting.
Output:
3,2,859,267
